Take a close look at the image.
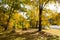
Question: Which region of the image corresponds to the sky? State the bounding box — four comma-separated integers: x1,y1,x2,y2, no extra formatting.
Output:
44,1,60,13
0,0,2,3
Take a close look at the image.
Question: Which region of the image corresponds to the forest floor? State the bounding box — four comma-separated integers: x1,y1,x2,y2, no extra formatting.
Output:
0,29,60,40
15,29,60,36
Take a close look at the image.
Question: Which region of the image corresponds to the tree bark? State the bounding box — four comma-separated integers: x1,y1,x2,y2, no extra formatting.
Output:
38,0,49,31
4,2,14,31
38,5,43,31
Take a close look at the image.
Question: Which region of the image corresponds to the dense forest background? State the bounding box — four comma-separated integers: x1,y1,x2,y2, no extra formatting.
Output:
0,0,39,32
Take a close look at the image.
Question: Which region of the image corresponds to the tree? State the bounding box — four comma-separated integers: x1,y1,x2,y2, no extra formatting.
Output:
0,0,22,33
39,0,50,31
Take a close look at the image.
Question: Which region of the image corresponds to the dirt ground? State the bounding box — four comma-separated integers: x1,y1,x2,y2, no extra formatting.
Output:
0,29,60,40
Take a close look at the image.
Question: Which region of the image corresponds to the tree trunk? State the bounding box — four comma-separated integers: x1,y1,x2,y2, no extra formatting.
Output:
38,0,49,31
38,5,43,31
4,2,14,31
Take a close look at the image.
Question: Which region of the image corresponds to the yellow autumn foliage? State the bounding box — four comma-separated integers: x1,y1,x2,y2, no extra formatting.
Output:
24,21,30,29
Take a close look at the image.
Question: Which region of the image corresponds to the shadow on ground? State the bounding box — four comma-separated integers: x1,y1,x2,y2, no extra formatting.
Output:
0,30,59,40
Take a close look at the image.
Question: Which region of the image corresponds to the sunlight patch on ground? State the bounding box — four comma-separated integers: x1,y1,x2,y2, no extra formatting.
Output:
43,29,60,36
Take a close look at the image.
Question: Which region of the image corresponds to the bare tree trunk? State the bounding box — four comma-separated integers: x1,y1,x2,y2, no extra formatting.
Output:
39,5,43,31
38,0,49,31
